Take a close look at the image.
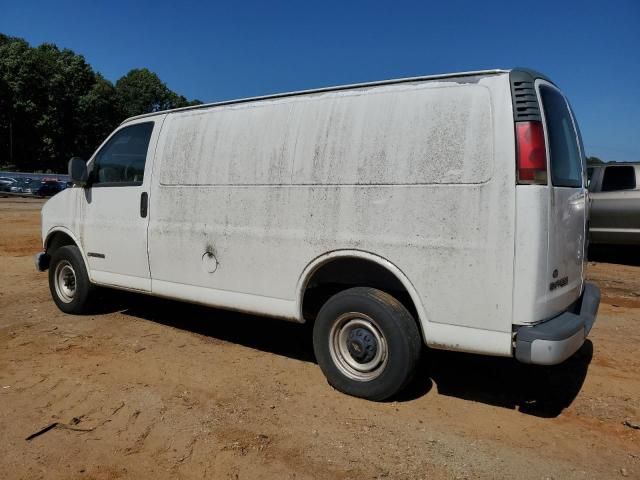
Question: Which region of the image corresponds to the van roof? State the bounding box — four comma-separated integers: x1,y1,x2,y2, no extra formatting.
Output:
122,68,511,124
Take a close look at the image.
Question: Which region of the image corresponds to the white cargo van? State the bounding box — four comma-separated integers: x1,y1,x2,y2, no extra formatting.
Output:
37,68,600,400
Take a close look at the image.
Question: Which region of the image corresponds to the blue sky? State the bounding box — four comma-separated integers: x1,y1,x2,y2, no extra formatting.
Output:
1,0,639,160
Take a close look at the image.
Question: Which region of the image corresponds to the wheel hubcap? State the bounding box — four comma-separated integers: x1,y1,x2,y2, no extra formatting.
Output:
329,313,388,382
347,327,378,363
54,261,76,303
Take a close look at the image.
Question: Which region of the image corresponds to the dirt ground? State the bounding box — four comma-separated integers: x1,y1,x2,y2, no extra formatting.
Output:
0,197,638,480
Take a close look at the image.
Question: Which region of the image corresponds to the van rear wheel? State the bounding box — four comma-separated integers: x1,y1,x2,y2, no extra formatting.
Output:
48,245,94,314
313,287,422,401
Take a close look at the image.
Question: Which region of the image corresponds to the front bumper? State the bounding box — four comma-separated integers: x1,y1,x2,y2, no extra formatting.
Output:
515,283,600,365
34,251,50,272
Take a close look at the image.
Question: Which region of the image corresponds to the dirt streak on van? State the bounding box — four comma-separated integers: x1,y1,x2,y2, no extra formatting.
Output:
37,68,600,400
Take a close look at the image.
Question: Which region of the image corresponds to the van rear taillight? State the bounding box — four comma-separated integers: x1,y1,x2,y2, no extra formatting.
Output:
516,121,547,185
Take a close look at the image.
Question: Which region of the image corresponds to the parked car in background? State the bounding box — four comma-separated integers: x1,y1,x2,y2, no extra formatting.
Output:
22,180,39,195
0,177,17,192
9,178,31,193
588,162,640,245
24,180,63,197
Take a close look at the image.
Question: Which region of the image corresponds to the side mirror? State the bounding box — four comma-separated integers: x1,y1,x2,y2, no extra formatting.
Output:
68,157,88,187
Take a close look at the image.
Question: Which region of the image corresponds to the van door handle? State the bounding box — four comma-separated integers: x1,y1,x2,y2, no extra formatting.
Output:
140,192,148,218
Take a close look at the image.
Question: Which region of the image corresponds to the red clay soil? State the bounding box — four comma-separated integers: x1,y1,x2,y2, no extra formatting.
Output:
0,198,638,479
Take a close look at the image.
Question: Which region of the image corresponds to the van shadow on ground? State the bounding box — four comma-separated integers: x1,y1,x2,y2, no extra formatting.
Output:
97,290,591,418
588,244,640,267
415,342,592,418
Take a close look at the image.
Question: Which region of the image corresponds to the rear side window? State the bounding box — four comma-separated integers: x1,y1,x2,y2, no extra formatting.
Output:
601,166,636,191
93,122,154,186
539,86,583,187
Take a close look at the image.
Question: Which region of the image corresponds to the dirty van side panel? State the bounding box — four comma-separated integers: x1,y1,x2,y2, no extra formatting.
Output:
148,75,516,338
159,100,297,186
288,85,492,185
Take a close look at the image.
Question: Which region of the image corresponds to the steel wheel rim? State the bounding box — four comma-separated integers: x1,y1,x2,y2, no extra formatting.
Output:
54,260,76,303
329,312,388,382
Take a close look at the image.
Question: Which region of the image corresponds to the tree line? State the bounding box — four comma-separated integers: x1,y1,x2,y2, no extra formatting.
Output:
0,33,201,173
0,32,609,174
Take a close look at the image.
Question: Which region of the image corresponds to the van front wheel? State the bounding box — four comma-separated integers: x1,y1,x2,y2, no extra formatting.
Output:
313,287,422,401
48,245,94,314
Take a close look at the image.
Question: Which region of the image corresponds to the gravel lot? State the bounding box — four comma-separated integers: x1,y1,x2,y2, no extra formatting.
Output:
1,197,638,479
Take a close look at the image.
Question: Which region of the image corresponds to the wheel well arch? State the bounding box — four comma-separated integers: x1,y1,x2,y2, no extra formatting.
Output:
44,228,92,278
296,251,428,340
45,230,77,254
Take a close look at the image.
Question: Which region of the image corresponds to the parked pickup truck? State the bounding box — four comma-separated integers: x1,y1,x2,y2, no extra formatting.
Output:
588,163,640,245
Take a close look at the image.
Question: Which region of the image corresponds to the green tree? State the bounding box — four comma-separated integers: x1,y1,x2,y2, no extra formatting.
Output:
115,68,201,119
0,36,106,170
33,43,97,170
0,34,44,169
76,74,122,158
0,34,201,172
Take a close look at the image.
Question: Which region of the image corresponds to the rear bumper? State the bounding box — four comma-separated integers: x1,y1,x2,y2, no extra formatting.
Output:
515,283,600,365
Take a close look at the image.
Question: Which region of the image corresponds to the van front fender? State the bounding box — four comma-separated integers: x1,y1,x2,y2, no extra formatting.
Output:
44,227,93,283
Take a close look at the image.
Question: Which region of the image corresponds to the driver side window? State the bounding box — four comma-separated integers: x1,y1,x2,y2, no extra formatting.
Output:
92,122,154,186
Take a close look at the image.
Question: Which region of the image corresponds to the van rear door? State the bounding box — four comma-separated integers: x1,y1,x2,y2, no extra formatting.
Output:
537,82,587,317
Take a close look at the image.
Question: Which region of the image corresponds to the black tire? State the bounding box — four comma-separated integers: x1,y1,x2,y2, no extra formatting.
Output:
313,287,422,401
48,245,94,314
